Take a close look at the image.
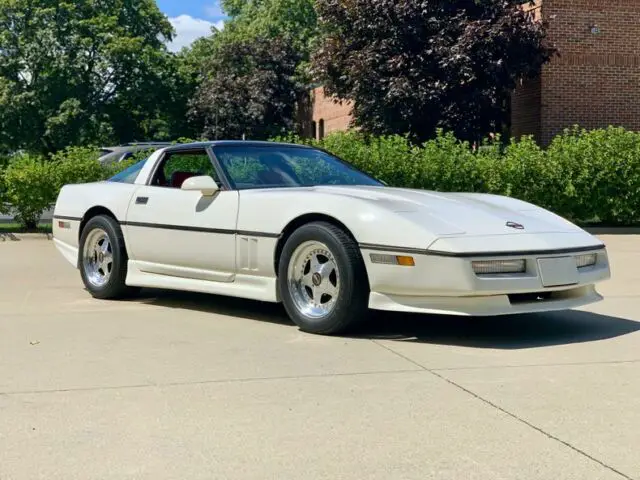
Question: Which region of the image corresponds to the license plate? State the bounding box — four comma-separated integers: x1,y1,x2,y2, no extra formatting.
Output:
537,256,579,287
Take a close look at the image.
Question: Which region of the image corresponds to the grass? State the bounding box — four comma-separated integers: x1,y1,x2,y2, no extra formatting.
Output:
0,222,52,234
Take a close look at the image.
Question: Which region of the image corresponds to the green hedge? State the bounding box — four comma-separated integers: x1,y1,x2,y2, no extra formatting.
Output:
2,127,639,229
276,126,640,226
0,147,143,228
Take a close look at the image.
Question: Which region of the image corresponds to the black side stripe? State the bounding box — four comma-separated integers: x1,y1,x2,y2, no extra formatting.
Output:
359,243,606,258
236,230,281,239
53,215,82,222
359,243,427,255
120,221,280,238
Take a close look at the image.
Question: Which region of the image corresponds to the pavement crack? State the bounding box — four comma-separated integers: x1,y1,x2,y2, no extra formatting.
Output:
0,368,422,397
371,340,636,480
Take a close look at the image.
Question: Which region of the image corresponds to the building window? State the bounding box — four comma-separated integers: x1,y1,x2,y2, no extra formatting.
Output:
311,121,317,140
318,119,325,140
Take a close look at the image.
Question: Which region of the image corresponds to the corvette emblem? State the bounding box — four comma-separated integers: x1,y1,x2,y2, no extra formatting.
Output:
506,221,525,230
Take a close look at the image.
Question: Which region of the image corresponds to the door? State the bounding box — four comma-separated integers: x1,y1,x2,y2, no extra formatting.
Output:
124,148,239,283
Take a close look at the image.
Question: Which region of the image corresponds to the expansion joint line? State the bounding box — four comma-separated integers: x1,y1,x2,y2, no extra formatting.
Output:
371,340,635,480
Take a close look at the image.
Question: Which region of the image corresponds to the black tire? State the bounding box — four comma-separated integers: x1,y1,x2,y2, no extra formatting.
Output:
78,214,139,300
278,222,370,335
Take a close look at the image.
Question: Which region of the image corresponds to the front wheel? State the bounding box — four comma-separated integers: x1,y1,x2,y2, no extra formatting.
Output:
278,222,369,335
79,215,139,300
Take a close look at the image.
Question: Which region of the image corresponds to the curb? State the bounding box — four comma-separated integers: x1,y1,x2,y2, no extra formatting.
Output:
584,227,640,235
0,232,53,242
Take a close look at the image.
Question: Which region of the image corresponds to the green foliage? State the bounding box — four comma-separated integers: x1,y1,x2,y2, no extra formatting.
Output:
279,126,640,225
1,147,138,228
545,127,640,225
177,0,318,139
222,156,267,185
0,0,189,155
2,154,58,229
0,153,9,202
161,153,217,181
220,0,318,69
4,126,640,230
49,147,106,186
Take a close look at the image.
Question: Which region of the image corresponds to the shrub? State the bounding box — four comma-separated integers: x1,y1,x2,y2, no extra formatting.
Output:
279,126,640,226
1,146,141,229
0,153,16,210
0,153,9,171
2,154,58,229
49,146,107,187
546,126,640,224
4,126,640,229
0,156,7,210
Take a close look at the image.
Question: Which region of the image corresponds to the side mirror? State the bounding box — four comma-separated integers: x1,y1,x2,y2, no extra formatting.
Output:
181,175,220,196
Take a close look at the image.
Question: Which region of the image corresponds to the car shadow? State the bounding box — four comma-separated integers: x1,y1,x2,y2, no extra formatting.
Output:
348,309,640,350
136,289,292,328
135,289,640,350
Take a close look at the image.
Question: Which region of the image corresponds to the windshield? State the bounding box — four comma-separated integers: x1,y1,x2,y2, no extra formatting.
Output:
108,160,145,184
213,145,383,190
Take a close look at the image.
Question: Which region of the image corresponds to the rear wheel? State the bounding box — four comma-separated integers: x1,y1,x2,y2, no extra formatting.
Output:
79,215,139,299
278,222,369,335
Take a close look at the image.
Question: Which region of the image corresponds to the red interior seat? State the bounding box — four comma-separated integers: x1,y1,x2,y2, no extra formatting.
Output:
170,171,197,188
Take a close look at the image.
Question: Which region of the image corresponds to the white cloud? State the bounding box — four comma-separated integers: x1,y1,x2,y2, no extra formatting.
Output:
167,15,225,52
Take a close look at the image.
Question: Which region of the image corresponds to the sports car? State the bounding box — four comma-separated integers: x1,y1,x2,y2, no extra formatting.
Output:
52,141,611,335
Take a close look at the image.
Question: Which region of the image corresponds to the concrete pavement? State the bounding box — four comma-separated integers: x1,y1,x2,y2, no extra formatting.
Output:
1,236,639,479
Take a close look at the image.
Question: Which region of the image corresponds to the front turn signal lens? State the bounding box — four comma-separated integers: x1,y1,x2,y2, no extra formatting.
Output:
396,256,416,267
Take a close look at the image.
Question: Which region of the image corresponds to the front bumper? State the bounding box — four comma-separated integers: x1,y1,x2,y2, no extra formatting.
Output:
360,244,610,316
368,285,603,316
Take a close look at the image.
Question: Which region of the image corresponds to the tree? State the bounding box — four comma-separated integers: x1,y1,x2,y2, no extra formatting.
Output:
0,0,182,154
221,0,318,53
220,0,318,81
312,0,555,143
181,0,319,139
189,35,303,140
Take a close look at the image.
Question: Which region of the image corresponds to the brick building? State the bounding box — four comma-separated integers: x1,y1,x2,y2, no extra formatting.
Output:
308,0,640,144
512,0,640,144
307,86,353,140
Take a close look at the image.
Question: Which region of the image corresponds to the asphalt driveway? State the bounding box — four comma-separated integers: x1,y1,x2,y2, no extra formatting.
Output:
1,235,639,480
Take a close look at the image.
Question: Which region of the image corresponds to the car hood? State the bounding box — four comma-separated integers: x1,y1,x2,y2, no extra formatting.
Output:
310,185,582,236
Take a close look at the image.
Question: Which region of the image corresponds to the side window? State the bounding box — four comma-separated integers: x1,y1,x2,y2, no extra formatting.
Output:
108,160,146,184
150,150,220,188
218,152,267,188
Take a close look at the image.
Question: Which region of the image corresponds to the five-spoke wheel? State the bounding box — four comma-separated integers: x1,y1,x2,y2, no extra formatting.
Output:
288,241,341,318
79,214,138,299
82,228,114,288
278,222,369,335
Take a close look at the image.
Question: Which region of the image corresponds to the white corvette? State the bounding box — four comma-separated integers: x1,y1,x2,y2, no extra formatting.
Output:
52,141,611,335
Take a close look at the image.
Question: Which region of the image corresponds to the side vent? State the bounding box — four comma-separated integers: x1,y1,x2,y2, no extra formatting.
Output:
238,236,259,271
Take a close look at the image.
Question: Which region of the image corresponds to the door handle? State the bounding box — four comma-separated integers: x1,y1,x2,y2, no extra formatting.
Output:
136,196,149,205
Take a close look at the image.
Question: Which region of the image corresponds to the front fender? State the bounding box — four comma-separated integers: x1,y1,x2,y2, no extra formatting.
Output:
236,190,440,250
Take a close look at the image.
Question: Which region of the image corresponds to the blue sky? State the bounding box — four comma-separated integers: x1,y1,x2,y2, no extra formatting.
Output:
157,0,228,52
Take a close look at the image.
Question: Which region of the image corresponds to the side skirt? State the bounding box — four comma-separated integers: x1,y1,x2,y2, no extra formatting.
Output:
126,261,280,303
